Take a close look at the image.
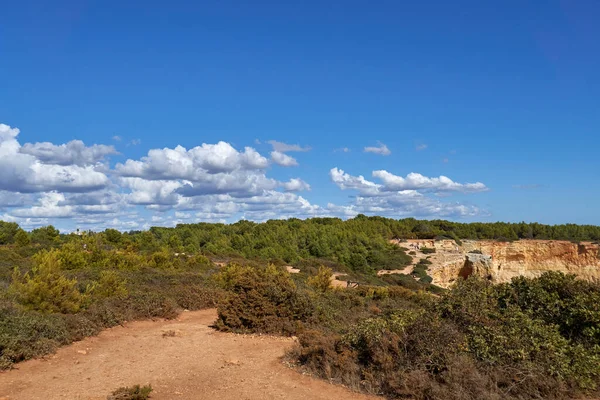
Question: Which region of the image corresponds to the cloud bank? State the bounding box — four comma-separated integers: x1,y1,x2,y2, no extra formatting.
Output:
0,122,488,230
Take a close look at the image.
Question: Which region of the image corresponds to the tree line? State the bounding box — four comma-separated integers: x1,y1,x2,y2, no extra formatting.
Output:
2,217,599,274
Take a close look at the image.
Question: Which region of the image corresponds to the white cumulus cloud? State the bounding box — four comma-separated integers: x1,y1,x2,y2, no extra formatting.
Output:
330,167,487,218
363,141,391,156
271,151,298,167
329,168,381,195
116,142,269,179
120,177,182,206
10,192,74,218
20,140,117,166
0,123,110,193
372,170,488,193
282,178,311,192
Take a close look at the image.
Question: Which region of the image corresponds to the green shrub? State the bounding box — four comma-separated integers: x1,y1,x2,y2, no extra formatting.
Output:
9,250,85,314
0,301,68,368
411,265,427,276
307,266,333,292
411,264,433,284
420,247,436,254
293,258,346,276
104,229,123,245
57,242,87,270
30,225,60,246
0,222,21,244
107,251,146,270
381,273,423,291
14,230,30,247
439,275,600,394
89,270,128,299
496,272,600,344
366,245,412,270
0,248,28,282
186,254,212,270
149,248,174,269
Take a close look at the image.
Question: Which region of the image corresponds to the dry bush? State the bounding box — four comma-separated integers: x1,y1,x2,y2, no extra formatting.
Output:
0,299,89,369
290,329,361,389
169,285,225,310
214,264,314,335
292,275,600,400
107,384,152,400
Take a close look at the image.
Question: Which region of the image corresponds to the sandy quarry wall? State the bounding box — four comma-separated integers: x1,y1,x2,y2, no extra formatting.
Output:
395,239,600,288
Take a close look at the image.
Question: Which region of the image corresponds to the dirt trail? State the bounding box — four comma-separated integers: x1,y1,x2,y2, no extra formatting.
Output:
0,309,379,400
330,272,348,288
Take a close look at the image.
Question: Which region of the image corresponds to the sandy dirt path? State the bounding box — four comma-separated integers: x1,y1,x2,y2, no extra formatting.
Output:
330,272,349,288
0,309,379,400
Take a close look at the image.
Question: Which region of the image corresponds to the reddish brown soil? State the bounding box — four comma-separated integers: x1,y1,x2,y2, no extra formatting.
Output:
0,309,379,400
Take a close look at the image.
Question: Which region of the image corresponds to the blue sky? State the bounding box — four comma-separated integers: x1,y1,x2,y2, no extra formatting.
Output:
1,0,598,231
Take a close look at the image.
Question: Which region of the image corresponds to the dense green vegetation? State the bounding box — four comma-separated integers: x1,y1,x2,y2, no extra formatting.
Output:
141,217,600,261
1,216,600,277
1,216,600,399
217,265,600,399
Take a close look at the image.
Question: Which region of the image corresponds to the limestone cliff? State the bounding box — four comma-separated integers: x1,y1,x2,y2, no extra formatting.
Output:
396,239,600,288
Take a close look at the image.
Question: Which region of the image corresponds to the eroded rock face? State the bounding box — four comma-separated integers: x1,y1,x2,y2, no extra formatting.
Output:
459,253,493,280
427,252,495,288
478,240,600,284
396,239,600,288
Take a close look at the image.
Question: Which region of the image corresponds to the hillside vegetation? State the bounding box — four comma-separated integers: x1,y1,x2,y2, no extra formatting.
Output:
0,216,599,399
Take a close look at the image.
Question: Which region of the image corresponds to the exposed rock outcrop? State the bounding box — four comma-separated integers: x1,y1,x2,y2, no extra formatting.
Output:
459,253,493,280
393,239,600,288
